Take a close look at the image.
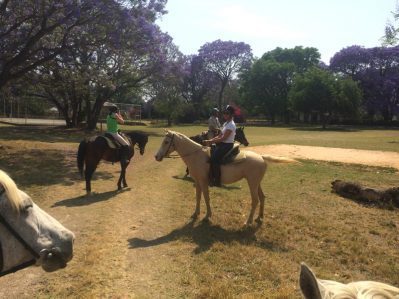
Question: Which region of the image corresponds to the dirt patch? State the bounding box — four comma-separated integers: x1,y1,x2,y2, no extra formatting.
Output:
248,144,399,170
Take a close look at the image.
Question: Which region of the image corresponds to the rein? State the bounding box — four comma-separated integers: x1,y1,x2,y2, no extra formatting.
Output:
0,189,39,276
164,134,175,156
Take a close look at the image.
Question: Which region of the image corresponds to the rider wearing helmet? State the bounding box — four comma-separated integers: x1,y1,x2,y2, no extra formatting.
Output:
106,105,130,164
204,105,236,186
208,108,221,139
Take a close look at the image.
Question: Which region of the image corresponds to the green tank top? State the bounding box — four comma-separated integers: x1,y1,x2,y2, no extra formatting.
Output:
106,114,118,133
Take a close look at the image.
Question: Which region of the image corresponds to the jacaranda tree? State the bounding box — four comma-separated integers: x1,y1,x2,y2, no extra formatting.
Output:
181,54,218,118
198,40,253,111
17,0,172,128
330,45,399,121
0,0,99,89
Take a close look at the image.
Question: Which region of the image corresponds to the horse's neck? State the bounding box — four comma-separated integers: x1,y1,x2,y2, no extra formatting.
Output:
0,225,33,271
175,134,202,156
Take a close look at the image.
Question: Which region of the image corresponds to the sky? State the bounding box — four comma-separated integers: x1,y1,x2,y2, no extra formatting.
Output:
156,0,398,64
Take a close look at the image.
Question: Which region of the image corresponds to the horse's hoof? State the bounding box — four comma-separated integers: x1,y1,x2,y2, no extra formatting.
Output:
190,213,199,220
255,217,263,224
201,217,211,224
244,221,253,228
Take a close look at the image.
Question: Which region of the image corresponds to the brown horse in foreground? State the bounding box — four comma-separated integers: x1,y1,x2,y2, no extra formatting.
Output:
77,131,148,194
155,130,296,226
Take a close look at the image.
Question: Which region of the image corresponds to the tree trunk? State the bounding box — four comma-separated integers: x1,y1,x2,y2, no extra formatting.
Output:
87,98,106,131
331,179,399,208
217,79,228,111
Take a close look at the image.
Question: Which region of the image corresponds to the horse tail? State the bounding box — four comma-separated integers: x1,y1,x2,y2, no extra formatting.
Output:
77,140,87,177
262,154,297,164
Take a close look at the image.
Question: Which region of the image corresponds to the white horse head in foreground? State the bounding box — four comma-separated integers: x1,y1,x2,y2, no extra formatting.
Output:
0,170,75,276
300,263,399,299
155,130,296,226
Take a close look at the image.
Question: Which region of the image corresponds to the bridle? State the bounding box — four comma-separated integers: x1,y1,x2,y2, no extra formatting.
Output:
0,188,39,277
163,134,175,157
164,133,203,158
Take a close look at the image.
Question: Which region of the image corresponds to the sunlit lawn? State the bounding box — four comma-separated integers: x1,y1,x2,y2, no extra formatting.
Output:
118,122,399,152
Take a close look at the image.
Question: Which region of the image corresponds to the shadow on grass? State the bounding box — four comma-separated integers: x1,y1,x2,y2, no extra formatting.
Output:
0,125,85,143
52,188,130,207
0,145,117,189
289,126,361,132
172,175,242,190
0,148,83,187
128,219,287,254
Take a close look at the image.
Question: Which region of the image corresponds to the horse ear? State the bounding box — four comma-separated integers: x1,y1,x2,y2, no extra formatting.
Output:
299,263,322,299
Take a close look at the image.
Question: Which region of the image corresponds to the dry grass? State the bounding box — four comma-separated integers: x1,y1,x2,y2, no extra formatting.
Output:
0,124,398,298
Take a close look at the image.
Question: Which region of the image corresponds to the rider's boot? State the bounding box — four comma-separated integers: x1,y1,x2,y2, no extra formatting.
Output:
209,162,221,187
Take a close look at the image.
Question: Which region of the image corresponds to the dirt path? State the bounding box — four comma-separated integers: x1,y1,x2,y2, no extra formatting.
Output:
248,144,399,170
0,140,198,298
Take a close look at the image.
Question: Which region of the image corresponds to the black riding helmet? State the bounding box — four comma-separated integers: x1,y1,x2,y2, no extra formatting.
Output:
223,105,235,116
108,105,118,113
211,107,219,115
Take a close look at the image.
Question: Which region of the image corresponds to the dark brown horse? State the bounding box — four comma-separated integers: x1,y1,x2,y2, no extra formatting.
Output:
77,131,148,194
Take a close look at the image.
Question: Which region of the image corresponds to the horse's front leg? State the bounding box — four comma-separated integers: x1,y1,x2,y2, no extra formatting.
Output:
85,165,96,195
122,162,130,188
117,163,127,190
246,182,259,226
191,182,201,219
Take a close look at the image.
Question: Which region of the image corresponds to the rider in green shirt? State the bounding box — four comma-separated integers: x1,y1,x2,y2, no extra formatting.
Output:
106,105,130,164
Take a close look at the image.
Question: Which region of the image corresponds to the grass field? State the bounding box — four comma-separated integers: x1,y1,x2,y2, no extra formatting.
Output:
0,123,398,298
119,123,399,152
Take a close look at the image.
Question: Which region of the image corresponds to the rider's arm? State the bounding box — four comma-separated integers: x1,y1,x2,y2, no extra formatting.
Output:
115,112,124,124
204,129,232,145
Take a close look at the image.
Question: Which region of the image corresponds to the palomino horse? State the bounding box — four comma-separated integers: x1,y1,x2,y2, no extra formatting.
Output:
155,130,295,225
300,263,399,299
0,169,74,276
77,131,148,194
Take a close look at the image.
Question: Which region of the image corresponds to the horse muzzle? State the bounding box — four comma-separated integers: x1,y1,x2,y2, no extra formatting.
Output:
38,233,74,272
39,246,72,272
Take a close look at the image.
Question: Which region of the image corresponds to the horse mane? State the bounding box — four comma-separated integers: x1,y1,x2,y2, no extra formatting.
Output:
126,131,148,143
170,131,202,147
0,170,23,212
126,130,148,138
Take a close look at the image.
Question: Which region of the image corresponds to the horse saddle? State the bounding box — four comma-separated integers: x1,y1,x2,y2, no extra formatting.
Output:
221,144,246,164
207,144,246,164
101,133,130,149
